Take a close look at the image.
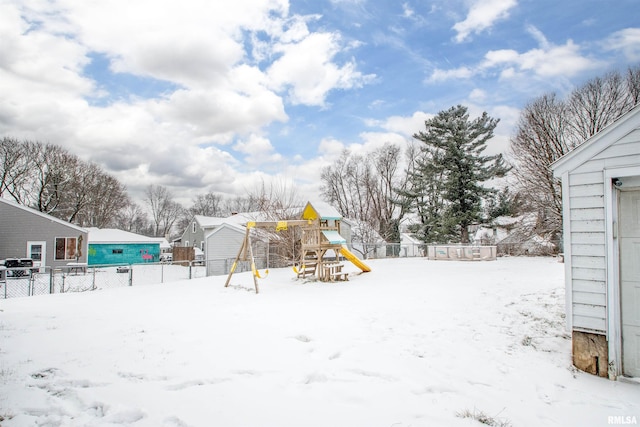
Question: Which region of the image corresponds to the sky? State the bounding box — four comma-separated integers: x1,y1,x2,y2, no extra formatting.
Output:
1,0,639,207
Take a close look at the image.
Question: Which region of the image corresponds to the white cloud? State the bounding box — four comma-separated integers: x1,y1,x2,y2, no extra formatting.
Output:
482,39,599,78
267,32,375,106
430,26,600,83
0,0,375,206
402,3,415,18
429,66,475,82
234,134,284,166
318,138,346,156
378,111,433,136
452,0,517,43
605,28,640,61
469,88,487,102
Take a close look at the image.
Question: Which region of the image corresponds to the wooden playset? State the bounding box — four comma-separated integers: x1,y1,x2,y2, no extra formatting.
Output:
224,202,370,293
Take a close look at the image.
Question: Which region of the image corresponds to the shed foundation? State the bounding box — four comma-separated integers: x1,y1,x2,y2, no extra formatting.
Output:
572,331,608,378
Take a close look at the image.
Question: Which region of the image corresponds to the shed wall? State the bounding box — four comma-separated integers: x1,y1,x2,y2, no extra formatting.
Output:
206,226,244,276
567,129,640,333
88,243,160,265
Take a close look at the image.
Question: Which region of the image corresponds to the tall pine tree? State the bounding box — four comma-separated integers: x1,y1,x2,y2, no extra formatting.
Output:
409,105,509,243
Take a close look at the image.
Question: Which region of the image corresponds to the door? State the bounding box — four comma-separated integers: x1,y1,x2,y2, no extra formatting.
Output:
27,241,46,269
619,189,640,377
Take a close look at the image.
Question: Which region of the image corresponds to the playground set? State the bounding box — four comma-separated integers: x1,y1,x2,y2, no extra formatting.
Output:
224,202,371,293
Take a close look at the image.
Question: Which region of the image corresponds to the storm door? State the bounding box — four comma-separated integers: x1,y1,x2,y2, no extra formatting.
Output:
619,188,640,377
27,241,46,269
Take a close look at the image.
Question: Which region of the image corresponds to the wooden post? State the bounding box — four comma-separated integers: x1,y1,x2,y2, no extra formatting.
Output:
247,234,259,294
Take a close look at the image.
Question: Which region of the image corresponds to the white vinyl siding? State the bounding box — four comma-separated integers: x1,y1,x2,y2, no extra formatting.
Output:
564,128,640,334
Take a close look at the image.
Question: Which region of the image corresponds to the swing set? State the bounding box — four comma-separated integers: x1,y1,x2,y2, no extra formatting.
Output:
224,202,371,293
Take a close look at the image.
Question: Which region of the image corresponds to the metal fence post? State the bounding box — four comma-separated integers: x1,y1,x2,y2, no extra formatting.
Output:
161,263,164,283
49,268,54,294
128,266,133,286
92,267,97,290
189,262,192,280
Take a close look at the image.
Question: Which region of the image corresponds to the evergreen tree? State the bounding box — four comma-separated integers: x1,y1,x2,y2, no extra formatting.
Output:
409,105,510,243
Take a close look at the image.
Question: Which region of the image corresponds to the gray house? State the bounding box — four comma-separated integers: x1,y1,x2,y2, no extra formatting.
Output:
179,215,226,252
0,198,88,269
552,104,640,380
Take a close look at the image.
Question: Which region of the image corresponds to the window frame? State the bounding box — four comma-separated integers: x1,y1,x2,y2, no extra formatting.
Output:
55,237,78,261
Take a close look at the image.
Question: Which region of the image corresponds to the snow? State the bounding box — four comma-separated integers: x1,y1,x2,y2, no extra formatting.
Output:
87,228,165,244
1,257,639,426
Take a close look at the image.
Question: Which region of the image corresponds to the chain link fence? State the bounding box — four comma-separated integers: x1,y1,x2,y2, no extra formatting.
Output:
1,261,208,299
1,241,557,299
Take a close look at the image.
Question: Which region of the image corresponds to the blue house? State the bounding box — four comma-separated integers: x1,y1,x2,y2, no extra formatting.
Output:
87,228,162,266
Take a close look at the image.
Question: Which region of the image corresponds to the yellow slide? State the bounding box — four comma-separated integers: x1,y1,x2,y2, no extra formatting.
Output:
338,245,371,272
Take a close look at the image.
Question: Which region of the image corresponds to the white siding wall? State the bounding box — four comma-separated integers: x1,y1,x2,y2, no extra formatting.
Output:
204,225,269,276
205,226,245,276
567,129,640,333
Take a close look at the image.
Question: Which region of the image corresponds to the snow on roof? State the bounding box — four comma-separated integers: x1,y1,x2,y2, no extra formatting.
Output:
0,197,87,234
205,221,273,242
204,222,246,239
400,233,421,244
492,216,523,227
302,201,342,220
87,228,162,244
194,215,227,228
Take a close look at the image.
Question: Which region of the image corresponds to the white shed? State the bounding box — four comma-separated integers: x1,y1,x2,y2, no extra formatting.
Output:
552,104,640,380
204,223,269,276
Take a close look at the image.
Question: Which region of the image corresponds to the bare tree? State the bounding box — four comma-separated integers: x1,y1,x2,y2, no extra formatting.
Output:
509,65,640,241
320,150,357,218
116,201,151,234
79,173,130,228
247,178,304,220
0,137,30,200
509,94,570,240
321,142,413,247
190,192,225,217
22,142,67,213
370,143,413,245
321,150,373,222
567,70,634,145
244,178,305,266
627,66,640,105
144,184,184,237
223,195,260,215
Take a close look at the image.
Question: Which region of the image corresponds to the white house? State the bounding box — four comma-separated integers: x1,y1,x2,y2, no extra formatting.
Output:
551,104,640,380
204,222,271,276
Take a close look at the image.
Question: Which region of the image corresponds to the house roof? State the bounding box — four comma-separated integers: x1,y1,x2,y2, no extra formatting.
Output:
400,232,421,244
194,215,227,228
0,197,87,234
87,228,163,244
204,221,271,241
551,104,640,176
302,201,342,220
204,222,246,240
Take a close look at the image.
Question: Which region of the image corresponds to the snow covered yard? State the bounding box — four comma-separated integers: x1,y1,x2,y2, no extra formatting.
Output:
0,257,638,427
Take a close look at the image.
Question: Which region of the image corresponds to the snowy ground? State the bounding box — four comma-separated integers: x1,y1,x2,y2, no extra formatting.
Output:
1,257,639,427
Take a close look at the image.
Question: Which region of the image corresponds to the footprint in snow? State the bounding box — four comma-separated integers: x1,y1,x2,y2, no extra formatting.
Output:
293,335,312,343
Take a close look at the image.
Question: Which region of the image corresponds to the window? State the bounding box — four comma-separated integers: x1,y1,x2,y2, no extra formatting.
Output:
30,244,43,261
112,249,123,254
185,240,189,247
193,222,196,233
55,237,77,260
